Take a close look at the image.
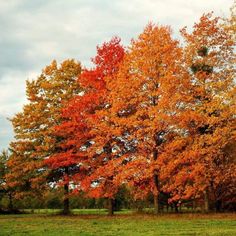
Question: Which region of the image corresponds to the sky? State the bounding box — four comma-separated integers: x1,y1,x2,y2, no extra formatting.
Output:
0,0,233,150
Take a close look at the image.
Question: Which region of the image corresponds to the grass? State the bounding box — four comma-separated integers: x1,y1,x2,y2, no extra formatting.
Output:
0,211,235,235
22,208,132,215
23,208,109,215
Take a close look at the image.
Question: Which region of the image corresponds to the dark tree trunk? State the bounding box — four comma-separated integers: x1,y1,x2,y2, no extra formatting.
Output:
153,193,160,214
171,202,179,213
8,192,13,211
108,198,114,216
104,142,114,216
192,199,196,212
215,185,222,212
215,199,222,212
204,188,209,213
62,167,70,215
174,203,179,213
63,183,70,215
153,148,160,214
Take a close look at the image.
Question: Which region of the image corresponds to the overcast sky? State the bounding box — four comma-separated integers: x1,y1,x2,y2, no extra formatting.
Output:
0,0,233,150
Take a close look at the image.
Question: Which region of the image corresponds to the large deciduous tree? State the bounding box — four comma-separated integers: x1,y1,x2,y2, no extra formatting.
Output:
45,37,125,215
6,60,82,214
95,24,186,214
159,13,236,212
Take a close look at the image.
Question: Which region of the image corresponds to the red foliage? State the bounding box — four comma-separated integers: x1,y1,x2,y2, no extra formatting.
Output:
45,37,125,196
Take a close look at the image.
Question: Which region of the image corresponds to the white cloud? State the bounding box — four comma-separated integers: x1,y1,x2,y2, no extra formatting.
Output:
0,0,233,149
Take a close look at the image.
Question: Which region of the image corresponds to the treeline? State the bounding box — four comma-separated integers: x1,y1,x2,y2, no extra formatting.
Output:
0,185,131,212
1,10,235,215
0,184,214,213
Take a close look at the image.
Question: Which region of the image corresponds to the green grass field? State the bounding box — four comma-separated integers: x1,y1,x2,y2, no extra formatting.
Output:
0,211,235,236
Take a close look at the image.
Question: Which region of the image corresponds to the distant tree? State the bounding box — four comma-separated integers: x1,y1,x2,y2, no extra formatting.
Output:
0,149,14,211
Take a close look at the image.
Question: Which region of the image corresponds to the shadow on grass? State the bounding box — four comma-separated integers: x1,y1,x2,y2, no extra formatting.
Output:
0,208,24,214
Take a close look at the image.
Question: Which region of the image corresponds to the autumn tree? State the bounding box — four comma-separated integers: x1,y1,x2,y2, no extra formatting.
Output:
93,24,186,214
159,13,236,212
6,60,82,214
45,37,125,215
81,38,129,216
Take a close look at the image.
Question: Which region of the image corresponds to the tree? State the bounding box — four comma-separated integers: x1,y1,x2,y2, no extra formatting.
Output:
94,24,185,214
81,38,127,215
159,13,236,212
45,37,125,215
0,149,14,211
6,60,82,214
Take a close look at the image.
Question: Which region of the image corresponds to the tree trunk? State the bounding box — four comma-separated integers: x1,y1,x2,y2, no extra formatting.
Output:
153,193,160,214
63,183,70,215
62,167,70,215
107,198,114,216
215,186,222,212
204,188,209,213
174,203,179,213
215,199,222,212
8,192,13,211
171,202,179,213
153,148,160,214
192,199,196,212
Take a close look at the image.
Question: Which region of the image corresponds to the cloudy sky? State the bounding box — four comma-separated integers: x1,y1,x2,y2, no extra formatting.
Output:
0,0,233,150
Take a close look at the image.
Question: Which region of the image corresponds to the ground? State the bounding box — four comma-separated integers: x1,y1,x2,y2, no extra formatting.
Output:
0,210,235,235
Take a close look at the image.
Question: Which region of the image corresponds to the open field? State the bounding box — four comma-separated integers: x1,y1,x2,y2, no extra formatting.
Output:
0,211,236,236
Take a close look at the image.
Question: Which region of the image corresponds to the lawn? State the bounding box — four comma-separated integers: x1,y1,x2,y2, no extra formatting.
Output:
0,211,235,236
